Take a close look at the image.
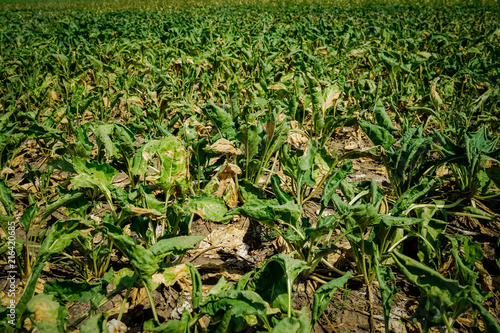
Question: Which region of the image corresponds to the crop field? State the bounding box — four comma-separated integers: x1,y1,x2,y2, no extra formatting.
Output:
1,0,500,332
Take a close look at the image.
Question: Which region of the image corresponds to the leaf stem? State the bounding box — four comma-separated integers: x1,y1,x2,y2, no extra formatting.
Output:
118,274,138,322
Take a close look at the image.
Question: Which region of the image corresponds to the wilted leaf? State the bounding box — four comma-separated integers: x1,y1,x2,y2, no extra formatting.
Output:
26,293,68,333
312,272,351,323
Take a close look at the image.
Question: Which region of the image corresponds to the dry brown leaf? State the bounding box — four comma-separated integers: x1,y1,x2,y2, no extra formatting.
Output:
289,120,299,130
127,96,143,106
369,166,387,176
476,262,494,292
344,141,358,150
436,164,451,177
102,96,110,108
204,225,246,249
32,300,57,322
0,167,13,178
82,110,93,120
273,234,291,253
211,163,242,208
225,181,239,209
430,79,443,107
167,264,189,286
11,154,25,168
47,90,59,102
149,91,159,107
129,206,166,220
130,287,148,308
152,273,167,286
107,319,128,333
267,83,287,91
191,104,203,115
205,271,244,282
112,172,130,188
210,138,242,155
353,124,363,141
287,131,309,149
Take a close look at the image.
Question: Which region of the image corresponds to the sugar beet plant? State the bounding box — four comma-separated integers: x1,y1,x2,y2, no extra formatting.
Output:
1,2,500,333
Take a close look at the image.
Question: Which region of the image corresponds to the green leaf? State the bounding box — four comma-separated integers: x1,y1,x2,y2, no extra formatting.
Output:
71,158,118,205
298,144,317,187
150,236,204,262
263,120,289,163
93,122,135,161
454,235,483,264
237,124,262,162
104,223,158,280
207,277,230,297
214,307,233,333
201,290,272,328
271,175,294,205
374,256,398,333
44,279,102,303
304,215,340,240
16,263,45,326
312,272,351,323
113,123,136,159
19,203,38,233
42,191,85,221
0,181,14,233
205,100,237,140
471,301,500,333
186,263,202,311
239,179,267,201
321,161,354,207
391,251,466,330
185,194,230,223
373,99,396,131
486,166,500,189
248,254,309,313
80,313,108,333
113,268,136,290
37,219,87,264
390,179,436,216
351,204,380,232
0,180,14,217
228,199,302,227
141,136,189,195
27,123,64,140
93,123,118,159
143,310,190,332
65,125,93,158
358,121,396,150
272,307,312,332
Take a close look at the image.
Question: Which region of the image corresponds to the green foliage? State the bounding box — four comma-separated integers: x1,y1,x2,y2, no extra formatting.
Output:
1,2,499,333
